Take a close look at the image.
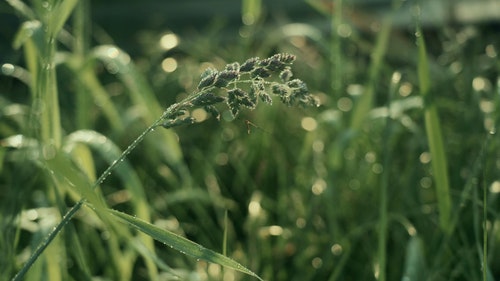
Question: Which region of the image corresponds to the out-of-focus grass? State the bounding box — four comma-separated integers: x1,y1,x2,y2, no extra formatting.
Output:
1,0,500,280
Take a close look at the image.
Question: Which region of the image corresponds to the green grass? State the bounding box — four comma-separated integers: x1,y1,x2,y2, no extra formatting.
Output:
1,0,500,280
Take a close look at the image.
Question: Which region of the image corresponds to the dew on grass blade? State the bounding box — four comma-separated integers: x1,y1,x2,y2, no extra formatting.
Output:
1,63,15,75
41,1,51,11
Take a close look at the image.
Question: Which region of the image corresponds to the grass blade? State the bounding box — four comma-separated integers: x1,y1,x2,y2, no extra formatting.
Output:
108,208,264,281
401,236,426,280
416,25,452,236
377,72,400,281
49,0,79,38
6,0,36,20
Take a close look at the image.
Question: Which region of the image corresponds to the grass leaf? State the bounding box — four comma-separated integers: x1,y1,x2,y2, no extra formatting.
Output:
6,0,36,20
108,208,264,281
49,0,79,37
416,25,452,236
401,236,426,280
13,20,43,50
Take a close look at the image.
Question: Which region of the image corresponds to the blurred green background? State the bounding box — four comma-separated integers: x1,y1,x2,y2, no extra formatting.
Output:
1,0,500,280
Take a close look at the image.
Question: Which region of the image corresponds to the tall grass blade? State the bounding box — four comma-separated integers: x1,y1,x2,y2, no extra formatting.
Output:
108,208,264,281
49,0,79,38
12,21,43,51
330,0,343,96
401,236,426,280
377,72,400,281
350,0,403,130
242,0,261,25
6,0,36,20
416,25,452,236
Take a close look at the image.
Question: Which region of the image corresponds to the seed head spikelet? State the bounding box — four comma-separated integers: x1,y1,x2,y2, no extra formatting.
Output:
161,53,317,127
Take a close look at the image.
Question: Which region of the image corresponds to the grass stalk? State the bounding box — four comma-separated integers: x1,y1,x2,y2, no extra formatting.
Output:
416,25,452,236
73,0,92,130
377,72,399,281
482,168,487,281
349,0,403,130
331,0,343,96
38,30,61,147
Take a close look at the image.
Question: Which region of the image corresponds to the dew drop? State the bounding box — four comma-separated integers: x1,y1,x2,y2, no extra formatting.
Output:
1,63,15,75
41,1,51,11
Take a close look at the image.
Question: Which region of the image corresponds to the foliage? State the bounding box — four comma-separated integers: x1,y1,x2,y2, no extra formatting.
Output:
1,0,500,281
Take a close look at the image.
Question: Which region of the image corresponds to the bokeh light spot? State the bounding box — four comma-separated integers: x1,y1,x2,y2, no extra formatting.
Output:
486,44,497,58
420,177,432,189
301,117,317,131
419,152,431,164
399,82,413,97
215,153,228,166
160,33,179,50
347,84,363,96
296,218,306,228
472,76,490,91
337,24,352,38
490,181,500,193
248,201,262,217
311,178,327,195
268,225,283,236
372,163,383,174
192,108,208,122
312,140,324,152
161,57,178,73
337,97,352,112
365,152,376,163
331,244,343,256
312,257,323,268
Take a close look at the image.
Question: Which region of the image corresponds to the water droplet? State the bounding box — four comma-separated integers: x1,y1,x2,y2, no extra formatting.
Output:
32,98,45,115
41,1,51,11
106,47,120,58
1,63,15,75
105,62,119,74
42,143,57,160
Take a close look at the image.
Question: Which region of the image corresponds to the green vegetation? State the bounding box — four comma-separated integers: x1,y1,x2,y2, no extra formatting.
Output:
1,0,499,280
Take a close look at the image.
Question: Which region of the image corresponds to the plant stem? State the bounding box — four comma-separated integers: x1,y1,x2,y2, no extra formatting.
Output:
330,0,342,95
483,168,487,281
377,73,397,281
12,200,81,281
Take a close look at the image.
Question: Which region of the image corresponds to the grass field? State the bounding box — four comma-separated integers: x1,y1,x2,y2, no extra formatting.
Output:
1,0,500,280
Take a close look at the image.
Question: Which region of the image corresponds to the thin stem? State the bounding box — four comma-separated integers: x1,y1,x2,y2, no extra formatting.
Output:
331,0,343,96
12,200,82,281
483,169,487,281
